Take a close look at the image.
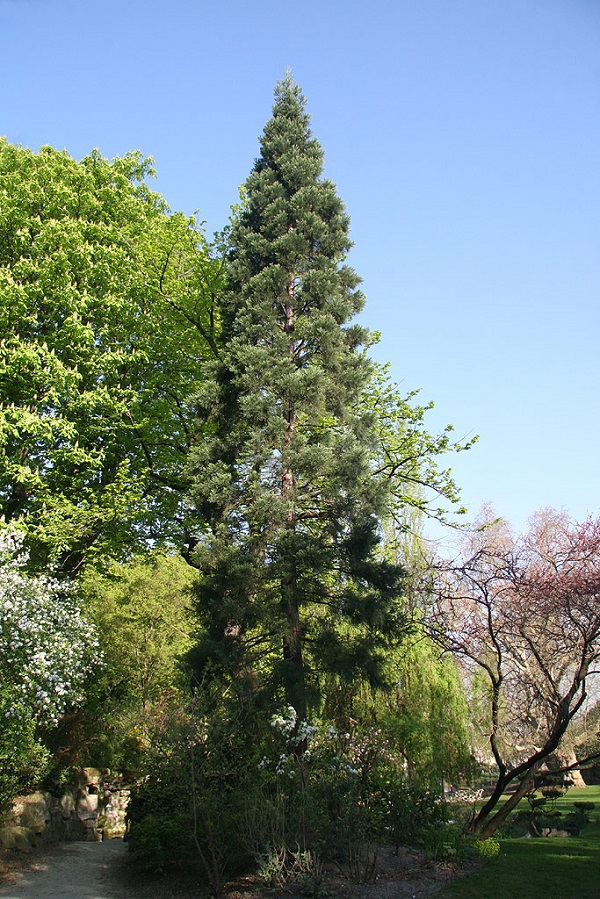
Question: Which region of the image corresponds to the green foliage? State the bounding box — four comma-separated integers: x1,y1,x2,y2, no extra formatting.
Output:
364,363,476,523
47,552,196,779
252,709,450,856
421,827,500,865
256,845,325,895
126,752,195,871
83,552,195,711
126,697,453,890
186,75,409,722
0,139,220,571
381,628,473,784
471,836,501,859
379,777,450,850
0,688,50,821
421,823,465,862
126,699,259,890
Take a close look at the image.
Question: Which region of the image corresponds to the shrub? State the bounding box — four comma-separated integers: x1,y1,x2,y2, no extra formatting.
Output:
256,845,325,894
126,703,260,891
127,705,454,890
125,752,194,870
253,711,450,858
0,528,101,819
422,823,465,862
472,836,501,859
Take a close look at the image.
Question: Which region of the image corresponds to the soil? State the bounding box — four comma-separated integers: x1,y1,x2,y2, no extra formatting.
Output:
0,840,462,899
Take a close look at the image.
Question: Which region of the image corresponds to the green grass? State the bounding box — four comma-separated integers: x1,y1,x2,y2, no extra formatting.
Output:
438,785,600,899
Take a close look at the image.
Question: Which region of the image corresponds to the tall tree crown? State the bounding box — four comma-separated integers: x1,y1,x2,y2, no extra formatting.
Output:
187,77,401,719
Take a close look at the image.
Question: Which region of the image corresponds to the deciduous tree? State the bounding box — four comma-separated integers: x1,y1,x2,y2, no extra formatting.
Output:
0,140,221,571
427,510,600,835
45,552,197,776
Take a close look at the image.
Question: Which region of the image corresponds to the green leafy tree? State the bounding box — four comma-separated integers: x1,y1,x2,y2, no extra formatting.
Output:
60,552,197,775
364,363,475,526
383,630,472,784
0,140,221,572
186,76,404,722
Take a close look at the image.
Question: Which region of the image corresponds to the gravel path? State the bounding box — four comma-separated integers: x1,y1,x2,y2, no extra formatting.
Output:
0,840,456,899
0,840,132,899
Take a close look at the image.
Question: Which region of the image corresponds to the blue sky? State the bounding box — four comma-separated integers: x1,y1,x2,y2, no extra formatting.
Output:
1,0,599,543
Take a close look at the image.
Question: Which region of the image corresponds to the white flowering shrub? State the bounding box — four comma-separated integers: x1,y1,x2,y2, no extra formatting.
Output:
0,527,102,813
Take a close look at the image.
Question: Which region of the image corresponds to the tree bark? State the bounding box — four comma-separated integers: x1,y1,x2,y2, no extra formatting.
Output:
281,275,307,723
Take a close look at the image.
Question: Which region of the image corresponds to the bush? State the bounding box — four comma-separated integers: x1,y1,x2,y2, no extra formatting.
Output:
126,752,194,870
0,529,101,819
250,711,451,864
0,692,50,822
126,703,261,892
422,823,465,862
256,845,325,894
472,836,501,859
127,706,455,891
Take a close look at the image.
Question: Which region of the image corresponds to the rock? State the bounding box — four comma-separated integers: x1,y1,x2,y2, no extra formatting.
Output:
59,792,75,820
0,825,37,852
5,769,131,845
98,789,130,839
75,767,103,841
11,791,52,834
541,827,572,838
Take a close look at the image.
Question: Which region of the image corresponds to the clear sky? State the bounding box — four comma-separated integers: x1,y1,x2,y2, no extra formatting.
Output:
1,0,599,543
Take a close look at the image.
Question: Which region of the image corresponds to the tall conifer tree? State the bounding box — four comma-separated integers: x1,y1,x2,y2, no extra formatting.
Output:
187,75,402,721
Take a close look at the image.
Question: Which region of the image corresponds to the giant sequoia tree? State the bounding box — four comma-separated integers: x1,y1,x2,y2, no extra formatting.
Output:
187,76,404,720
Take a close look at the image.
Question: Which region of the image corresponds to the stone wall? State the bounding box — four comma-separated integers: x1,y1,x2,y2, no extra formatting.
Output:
0,768,130,852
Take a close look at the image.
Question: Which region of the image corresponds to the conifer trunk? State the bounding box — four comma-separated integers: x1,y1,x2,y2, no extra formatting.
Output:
281,275,307,722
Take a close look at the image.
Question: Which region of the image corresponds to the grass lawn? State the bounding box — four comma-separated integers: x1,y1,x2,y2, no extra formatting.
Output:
438,785,600,899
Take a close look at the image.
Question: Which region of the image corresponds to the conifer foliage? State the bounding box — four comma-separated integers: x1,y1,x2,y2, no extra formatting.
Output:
187,76,403,721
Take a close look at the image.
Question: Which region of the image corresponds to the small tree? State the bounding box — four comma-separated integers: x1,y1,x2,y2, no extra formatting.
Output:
72,552,196,774
427,510,600,836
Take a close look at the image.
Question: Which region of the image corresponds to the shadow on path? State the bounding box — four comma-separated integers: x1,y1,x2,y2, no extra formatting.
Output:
0,840,130,899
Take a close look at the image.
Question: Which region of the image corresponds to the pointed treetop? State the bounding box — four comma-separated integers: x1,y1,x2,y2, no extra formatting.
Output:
273,69,305,109
256,74,322,186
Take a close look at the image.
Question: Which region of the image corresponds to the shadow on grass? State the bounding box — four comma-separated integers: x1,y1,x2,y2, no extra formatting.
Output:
440,831,600,899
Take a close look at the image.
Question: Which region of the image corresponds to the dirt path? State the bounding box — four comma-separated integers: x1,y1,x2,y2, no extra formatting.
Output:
0,840,134,899
0,840,458,899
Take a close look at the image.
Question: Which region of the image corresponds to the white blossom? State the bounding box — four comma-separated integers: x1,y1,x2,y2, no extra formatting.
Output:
0,528,101,727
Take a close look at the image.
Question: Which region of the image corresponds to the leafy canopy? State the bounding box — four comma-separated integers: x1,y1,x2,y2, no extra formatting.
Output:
0,140,221,571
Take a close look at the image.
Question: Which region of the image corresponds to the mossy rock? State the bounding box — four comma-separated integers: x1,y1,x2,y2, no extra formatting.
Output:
0,825,37,852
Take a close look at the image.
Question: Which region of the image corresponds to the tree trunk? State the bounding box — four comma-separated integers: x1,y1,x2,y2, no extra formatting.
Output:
280,276,307,722
470,773,535,837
